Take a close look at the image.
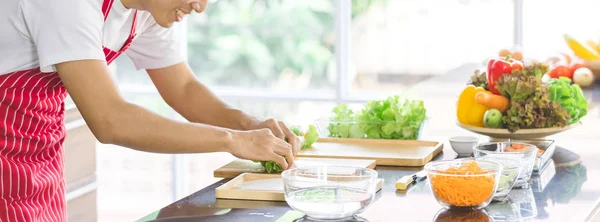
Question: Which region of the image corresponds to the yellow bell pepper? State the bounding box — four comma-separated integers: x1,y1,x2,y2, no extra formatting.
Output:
457,85,489,127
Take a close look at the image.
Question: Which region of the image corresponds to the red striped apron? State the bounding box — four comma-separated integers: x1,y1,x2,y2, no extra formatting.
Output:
0,0,137,220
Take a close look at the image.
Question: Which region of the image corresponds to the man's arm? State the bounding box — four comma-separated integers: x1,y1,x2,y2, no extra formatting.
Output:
56,60,295,169
147,62,256,130
147,62,302,155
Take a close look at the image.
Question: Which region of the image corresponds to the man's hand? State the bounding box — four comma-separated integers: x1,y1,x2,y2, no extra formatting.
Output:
245,119,301,156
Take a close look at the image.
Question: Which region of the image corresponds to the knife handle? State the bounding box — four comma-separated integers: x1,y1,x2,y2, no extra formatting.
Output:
395,175,414,190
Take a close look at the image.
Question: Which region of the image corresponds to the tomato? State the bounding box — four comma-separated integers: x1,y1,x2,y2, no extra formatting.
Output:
568,63,585,79
548,65,572,79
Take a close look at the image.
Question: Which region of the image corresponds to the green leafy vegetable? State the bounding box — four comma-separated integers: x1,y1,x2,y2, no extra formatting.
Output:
255,124,319,173
253,160,283,173
520,61,550,78
303,125,319,148
328,96,426,140
548,77,589,124
290,126,304,137
496,70,570,132
327,104,364,138
496,71,542,102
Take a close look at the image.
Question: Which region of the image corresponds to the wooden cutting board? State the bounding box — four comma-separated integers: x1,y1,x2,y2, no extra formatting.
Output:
298,138,443,166
215,173,384,202
214,158,376,179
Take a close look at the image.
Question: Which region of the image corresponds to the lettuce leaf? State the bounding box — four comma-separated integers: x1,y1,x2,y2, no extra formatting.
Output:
548,77,589,124
328,96,426,140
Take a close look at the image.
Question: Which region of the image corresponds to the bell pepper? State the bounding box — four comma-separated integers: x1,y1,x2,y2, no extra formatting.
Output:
487,56,524,95
457,85,489,127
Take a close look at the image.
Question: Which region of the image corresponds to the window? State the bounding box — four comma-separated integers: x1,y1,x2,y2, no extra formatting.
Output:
98,0,600,221
522,0,600,60
349,0,514,94
187,0,336,94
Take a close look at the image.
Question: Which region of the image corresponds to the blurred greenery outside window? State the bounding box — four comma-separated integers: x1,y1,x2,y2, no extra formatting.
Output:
186,0,387,91
66,0,388,117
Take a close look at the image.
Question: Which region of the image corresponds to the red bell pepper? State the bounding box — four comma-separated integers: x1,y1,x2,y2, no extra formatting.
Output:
487,56,524,95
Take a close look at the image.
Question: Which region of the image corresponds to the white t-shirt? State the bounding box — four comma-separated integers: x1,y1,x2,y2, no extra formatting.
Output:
0,0,184,74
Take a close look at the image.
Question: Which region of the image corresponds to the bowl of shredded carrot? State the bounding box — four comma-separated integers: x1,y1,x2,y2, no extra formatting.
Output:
433,208,493,222
425,159,502,209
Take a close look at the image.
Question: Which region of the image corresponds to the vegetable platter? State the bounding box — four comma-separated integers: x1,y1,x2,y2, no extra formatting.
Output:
457,53,589,139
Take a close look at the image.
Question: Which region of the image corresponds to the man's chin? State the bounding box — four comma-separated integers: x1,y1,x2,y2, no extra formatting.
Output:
158,21,174,28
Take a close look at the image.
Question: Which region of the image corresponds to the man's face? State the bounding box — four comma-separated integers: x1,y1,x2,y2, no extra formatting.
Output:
147,0,207,28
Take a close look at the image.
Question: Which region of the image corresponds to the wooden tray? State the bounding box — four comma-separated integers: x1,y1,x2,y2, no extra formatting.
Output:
457,121,580,140
297,138,443,166
214,158,376,179
215,173,384,202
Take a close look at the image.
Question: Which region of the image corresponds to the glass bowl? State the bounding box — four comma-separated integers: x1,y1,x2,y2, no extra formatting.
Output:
425,159,502,209
475,156,522,202
473,142,538,188
433,208,494,222
281,166,378,220
314,118,426,140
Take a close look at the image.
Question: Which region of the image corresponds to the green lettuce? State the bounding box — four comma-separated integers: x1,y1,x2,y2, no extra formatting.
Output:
255,124,319,173
548,77,589,124
303,125,319,148
327,104,364,138
328,96,426,140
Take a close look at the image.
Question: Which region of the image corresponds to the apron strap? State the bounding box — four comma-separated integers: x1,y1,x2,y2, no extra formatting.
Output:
101,0,116,21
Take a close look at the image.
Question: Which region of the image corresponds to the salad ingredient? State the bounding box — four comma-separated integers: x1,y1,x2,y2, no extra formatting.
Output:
569,63,586,76
429,161,496,207
548,77,589,124
457,86,488,127
564,34,600,60
475,92,509,112
290,126,304,137
537,149,545,156
487,56,524,95
495,71,541,102
468,69,488,90
483,109,503,128
521,61,550,78
303,125,319,148
257,124,320,173
503,98,570,132
257,161,283,174
497,70,570,132
328,96,427,140
327,104,364,138
573,67,595,87
358,96,427,139
504,143,532,152
548,65,572,79
498,170,518,190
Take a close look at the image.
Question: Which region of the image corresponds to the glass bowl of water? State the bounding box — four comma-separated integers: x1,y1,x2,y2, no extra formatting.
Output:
281,166,378,220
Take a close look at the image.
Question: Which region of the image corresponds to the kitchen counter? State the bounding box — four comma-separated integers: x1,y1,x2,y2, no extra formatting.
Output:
138,63,600,222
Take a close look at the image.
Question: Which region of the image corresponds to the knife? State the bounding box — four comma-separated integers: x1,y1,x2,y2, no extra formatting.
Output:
395,170,427,190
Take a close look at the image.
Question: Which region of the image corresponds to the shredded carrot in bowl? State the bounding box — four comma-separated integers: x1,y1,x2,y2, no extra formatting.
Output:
428,161,498,207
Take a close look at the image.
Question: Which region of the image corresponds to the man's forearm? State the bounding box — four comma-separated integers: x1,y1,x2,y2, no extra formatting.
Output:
173,80,257,130
147,63,259,130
